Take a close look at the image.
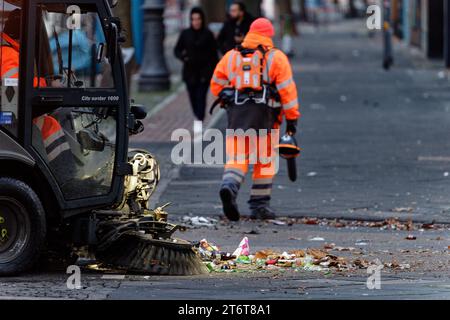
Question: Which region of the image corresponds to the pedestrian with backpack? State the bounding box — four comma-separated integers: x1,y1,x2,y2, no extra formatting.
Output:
210,18,300,221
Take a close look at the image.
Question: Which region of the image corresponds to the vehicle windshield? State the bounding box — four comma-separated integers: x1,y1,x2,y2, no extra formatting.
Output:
35,3,114,89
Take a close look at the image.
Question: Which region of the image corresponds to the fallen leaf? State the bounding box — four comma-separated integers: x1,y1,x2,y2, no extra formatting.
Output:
307,249,328,260
353,259,370,268
254,249,278,260
289,249,306,258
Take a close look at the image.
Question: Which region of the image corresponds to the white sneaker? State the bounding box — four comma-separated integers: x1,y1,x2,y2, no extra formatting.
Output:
193,120,203,142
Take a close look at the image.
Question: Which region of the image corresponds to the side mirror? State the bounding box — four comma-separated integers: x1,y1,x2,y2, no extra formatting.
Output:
107,22,118,65
77,129,105,152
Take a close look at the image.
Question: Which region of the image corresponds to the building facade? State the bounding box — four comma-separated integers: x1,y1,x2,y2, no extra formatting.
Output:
391,0,448,65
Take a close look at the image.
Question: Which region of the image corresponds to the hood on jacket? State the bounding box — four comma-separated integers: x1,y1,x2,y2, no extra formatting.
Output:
241,31,274,50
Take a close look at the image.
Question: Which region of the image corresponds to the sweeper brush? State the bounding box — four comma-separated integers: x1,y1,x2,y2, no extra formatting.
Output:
89,150,206,276
97,232,207,275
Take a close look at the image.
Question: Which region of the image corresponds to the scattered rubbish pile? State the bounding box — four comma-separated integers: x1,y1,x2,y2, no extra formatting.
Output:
194,237,406,273
241,216,449,232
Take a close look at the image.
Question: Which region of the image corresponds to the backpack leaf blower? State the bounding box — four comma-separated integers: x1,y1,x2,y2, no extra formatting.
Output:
276,133,301,182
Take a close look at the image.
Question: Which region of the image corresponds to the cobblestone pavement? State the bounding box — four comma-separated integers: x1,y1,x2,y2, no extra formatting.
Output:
1,219,449,300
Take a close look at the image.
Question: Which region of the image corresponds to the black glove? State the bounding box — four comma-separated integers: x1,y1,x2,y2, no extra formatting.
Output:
286,120,298,135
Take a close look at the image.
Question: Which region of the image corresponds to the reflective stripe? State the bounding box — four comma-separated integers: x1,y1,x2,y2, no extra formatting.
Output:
253,178,274,185
236,76,242,89
236,54,242,68
263,50,276,82
252,53,259,66
277,78,294,91
258,156,276,164
223,172,245,183
212,75,229,86
2,67,19,79
33,117,45,131
47,142,70,162
250,188,272,197
252,74,259,87
283,99,298,111
224,168,245,178
44,129,65,148
228,51,236,81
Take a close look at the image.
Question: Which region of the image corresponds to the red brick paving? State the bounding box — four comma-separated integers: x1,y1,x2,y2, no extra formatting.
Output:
131,88,215,143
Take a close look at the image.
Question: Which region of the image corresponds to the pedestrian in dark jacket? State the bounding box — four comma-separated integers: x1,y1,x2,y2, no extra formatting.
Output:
217,1,255,55
174,7,219,126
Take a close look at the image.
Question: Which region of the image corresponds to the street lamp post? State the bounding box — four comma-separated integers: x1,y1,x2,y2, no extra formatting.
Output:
382,0,393,70
139,0,171,92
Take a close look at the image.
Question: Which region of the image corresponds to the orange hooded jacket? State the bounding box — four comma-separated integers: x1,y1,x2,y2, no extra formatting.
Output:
0,32,46,87
210,32,300,122
1,33,64,152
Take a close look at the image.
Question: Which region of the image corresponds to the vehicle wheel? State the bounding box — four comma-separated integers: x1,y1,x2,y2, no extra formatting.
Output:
0,178,46,276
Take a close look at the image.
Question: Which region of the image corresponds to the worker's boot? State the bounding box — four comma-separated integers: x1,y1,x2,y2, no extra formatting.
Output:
220,169,245,222
248,178,275,220
220,186,240,222
250,207,276,220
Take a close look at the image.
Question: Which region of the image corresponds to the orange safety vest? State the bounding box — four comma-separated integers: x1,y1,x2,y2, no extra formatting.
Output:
1,32,69,163
0,32,46,87
211,32,300,122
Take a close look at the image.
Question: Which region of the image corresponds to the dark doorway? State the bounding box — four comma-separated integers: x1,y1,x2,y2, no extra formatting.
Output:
428,0,444,58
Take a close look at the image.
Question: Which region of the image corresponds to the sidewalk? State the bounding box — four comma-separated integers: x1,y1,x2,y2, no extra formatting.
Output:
131,88,217,143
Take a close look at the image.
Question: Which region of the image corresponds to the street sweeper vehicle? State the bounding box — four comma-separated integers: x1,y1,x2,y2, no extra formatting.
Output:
0,0,205,276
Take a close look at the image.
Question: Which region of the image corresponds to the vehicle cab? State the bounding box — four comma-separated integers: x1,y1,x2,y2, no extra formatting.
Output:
0,0,132,275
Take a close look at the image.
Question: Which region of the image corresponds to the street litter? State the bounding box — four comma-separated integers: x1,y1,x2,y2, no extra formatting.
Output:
242,217,450,232
182,216,218,228
392,207,414,213
194,238,399,274
268,219,287,226
355,240,369,246
198,239,235,261
309,237,325,241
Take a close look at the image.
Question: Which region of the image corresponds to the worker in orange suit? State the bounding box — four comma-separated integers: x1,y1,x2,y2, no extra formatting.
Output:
1,9,74,181
0,10,46,88
210,18,300,221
